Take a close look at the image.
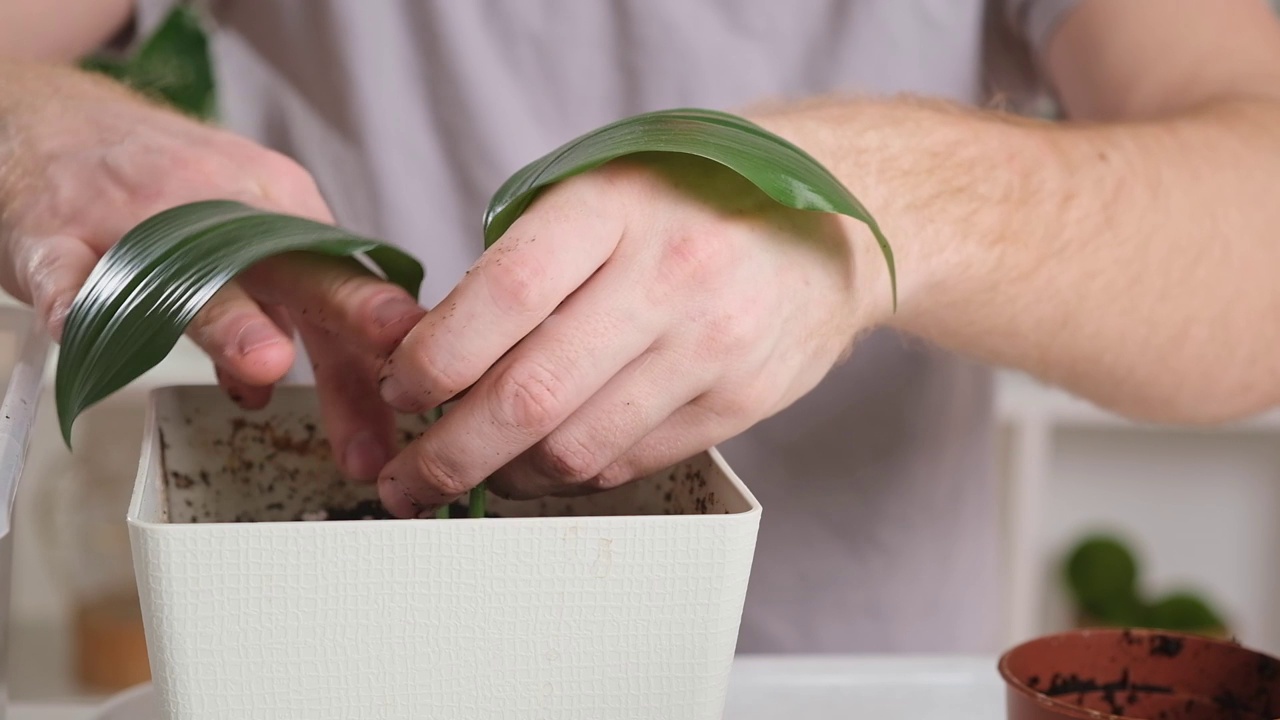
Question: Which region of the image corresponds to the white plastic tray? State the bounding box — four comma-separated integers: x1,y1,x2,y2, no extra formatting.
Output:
0,309,49,720
90,656,1005,719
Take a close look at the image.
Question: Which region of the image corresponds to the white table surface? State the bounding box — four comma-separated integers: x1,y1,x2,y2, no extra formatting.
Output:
8,655,1006,720
9,707,92,720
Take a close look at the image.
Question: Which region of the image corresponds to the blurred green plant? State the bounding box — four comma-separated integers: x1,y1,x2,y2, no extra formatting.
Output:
1145,592,1227,632
79,4,215,120
1064,533,1228,636
1065,535,1144,625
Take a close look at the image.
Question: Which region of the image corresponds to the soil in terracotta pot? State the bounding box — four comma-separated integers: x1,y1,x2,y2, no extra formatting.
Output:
293,499,499,521
1000,628,1280,720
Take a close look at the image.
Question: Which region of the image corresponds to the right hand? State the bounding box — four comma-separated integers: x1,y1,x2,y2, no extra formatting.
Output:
0,61,425,480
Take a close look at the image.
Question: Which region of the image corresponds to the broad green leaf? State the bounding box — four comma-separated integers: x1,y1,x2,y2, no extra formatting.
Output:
483,107,895,305
55,200,423,444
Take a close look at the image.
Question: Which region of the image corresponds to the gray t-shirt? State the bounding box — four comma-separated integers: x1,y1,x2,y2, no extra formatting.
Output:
141,0,1077,653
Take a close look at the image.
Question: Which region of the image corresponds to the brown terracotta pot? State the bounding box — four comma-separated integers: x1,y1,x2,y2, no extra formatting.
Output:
998,628,1280,720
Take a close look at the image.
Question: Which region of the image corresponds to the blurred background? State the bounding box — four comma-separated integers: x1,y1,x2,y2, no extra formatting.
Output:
5,0,1280,705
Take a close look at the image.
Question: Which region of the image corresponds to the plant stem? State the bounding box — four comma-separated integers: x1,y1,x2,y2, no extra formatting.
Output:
426,406,450,520
468,482,487,518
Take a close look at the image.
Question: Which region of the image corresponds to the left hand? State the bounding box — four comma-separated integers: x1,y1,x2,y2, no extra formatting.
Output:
375,153,888,517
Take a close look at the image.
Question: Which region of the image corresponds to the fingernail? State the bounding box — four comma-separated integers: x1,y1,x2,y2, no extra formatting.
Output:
235,320,283,357
344,431,388,482
371,295,423,330
379,372,408,407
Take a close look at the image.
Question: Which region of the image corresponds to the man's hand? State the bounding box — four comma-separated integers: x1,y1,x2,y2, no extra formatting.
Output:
0,61,425,479
374,153,889,516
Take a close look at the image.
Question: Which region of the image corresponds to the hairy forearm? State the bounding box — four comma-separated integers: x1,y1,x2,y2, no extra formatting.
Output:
0,59,148,169
755,95,1280,423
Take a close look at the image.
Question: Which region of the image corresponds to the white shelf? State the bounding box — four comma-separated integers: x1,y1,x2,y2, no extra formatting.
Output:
995,370,1280,653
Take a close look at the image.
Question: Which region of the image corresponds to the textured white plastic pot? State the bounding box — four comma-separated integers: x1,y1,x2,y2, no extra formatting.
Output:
128,386,761,720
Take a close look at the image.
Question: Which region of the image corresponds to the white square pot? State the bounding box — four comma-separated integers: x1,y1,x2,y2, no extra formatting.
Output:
128,386,761,719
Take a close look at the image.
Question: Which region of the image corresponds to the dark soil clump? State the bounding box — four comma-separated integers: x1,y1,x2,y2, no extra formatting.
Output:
295,499,498,521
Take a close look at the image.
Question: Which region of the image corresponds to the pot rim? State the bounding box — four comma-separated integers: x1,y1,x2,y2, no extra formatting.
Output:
128,385,763,528
996,627,1256,720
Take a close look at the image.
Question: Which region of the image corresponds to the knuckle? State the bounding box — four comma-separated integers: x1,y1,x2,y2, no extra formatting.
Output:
657,231,731,288
491,359,568,434
536,432,606,483
411,449,470,498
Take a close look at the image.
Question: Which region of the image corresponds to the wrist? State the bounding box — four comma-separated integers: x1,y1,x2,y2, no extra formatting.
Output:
753,98,1054,342
746,102,897,337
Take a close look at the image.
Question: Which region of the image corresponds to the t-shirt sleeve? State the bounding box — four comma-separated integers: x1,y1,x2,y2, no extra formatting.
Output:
1003,0,1085,58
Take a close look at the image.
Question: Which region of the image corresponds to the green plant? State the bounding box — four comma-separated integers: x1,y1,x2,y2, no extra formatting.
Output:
80,4,215,120
1145,592,1226,633
53,201,422,444
1063,533,1228,635
58,9,896,517
1065,535,1144,626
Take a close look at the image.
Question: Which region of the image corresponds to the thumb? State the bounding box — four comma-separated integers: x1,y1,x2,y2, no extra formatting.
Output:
10,234,99,341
